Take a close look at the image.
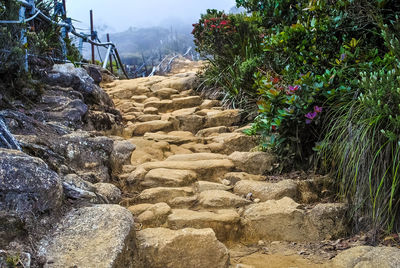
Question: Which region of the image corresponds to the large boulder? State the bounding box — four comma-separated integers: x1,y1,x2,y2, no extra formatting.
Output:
0,149,62,216
229,151,275,175
110,139,136,176
0,149,63,246
135,227,229,268
233,180,298,202
241,197,347,242
33,85,88,128
38,205,136,268
331,246,400,268
51,131,114,183
128,202,171,227
167,209,241,241
45,64,114,108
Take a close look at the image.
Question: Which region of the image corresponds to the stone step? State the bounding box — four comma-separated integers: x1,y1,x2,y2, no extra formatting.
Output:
205,132,258,155
149,87,179,99
240,197,347,243
136,114,161,122
165,152,227,162
196,126,231,137
128,202,171,227
197,190,251,209
167,209,241,241
124,120,173,137
233,180,298,202
135,227,229,268
141,168,197,188
194,181,232,192
199,99,220,109
136,187,194,205
229,151,275,175
144,131,201,145
204,110,241,128
223,172,265,186
38,205,135,268
129,159,234,183
171,114,205,134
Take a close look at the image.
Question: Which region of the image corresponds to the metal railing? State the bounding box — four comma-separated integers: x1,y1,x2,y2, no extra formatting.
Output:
0,0,129,79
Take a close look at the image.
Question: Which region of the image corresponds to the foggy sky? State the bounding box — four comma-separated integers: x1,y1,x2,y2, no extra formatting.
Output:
67,0,237,33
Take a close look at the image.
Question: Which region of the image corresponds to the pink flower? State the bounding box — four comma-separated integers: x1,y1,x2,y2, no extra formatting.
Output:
211,25,216,28
287,85,300,95
314,106,323,113
305,111,317,120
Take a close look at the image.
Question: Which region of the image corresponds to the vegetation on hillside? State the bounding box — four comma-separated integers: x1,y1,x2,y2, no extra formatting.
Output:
0,0,80,72
0,0,80,100
107,26,194,70
193,0,400,237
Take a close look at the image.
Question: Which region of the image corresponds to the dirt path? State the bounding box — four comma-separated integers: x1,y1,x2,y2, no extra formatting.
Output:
103,64,347,268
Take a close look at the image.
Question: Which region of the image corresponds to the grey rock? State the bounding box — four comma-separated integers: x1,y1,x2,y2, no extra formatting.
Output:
93,183,122,204
0,149,62,216
110,140,136,176
136,227,229,268
331,246,400,268
39,205,136,268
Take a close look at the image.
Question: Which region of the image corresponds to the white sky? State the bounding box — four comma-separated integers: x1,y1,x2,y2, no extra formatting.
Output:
66,0,236,33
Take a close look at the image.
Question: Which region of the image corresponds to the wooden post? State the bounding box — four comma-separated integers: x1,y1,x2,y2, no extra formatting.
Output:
90,10,95,64
107,33,113,74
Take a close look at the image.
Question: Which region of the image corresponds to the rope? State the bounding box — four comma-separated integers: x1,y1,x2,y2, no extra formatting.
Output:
0,10,40,24
0,0,130,79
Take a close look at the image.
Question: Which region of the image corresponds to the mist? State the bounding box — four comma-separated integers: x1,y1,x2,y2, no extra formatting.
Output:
67,0,237,34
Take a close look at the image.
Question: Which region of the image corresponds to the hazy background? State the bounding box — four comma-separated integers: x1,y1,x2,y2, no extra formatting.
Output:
67,0,237,33
66,0,238,76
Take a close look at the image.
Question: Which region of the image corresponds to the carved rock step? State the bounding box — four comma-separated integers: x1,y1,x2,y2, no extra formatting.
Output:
144,131,201,145
135,227,229,268
128,202,171,227
167,209,241,241
241,197,347,243
165,152,228,161
141,168,197,188
331,246,400,267
38,205,136,268
206,132,258,155
130,159,234,182
136,187,194,205
124,120,173,137
233,180,298,202
197,190,251,209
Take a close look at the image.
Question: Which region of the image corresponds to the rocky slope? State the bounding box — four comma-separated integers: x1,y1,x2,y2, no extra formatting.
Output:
1,61,399,267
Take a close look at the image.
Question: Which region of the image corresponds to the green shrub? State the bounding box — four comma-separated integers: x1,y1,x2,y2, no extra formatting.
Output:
192,9,263,110
234,0,400,233
321,63,400,234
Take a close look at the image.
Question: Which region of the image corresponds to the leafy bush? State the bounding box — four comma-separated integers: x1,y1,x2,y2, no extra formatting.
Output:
243,0,395,166
234,0,400,234
0,0,25,74
0,0,81,76
192,9,263,109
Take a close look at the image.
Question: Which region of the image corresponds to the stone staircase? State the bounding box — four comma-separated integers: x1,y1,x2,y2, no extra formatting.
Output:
103,70,350,268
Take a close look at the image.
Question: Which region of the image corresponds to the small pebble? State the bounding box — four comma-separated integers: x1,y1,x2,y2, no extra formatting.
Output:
254,198,260,203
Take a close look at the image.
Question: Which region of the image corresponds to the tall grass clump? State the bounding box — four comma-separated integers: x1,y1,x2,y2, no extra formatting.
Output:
321,64,400,235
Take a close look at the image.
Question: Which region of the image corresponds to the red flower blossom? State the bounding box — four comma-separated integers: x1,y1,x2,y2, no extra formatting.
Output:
272,77,280,84
211,25,216,28
220,20,228,25
271,125,277,131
